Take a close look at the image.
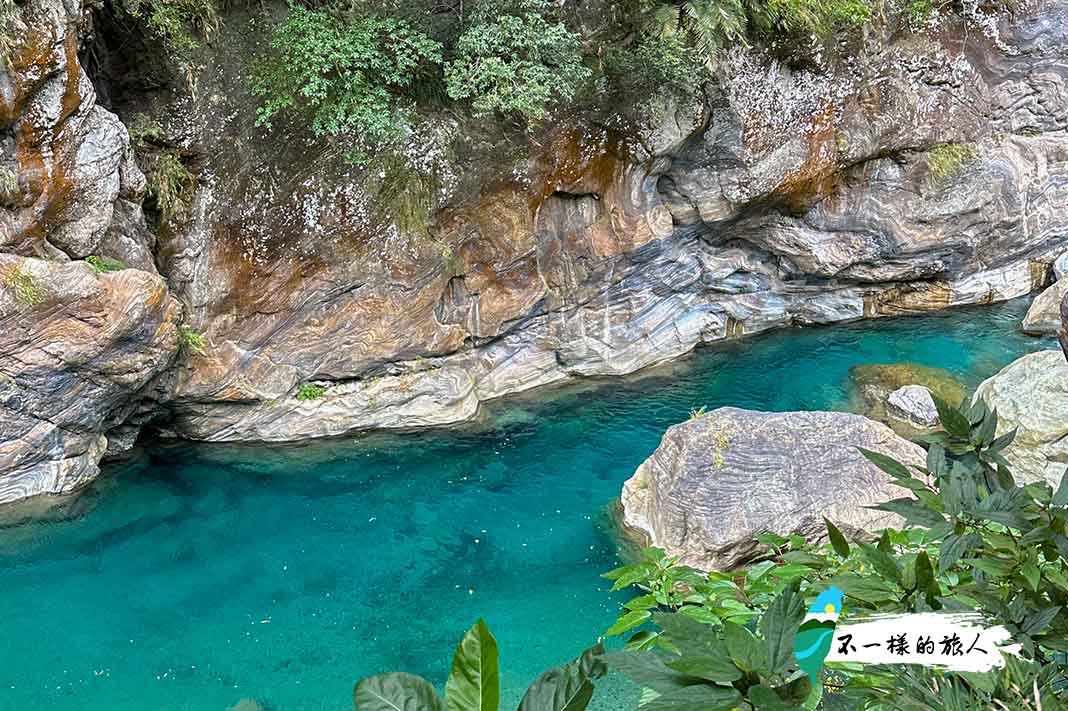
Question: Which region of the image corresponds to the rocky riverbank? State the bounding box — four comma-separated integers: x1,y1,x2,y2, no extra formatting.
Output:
3,0,1068,502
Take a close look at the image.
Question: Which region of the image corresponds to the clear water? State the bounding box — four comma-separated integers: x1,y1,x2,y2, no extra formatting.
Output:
0,299,1056,711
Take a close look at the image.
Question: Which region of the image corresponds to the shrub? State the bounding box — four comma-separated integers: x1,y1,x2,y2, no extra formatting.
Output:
928,143,979,184
250,5,442,159
179,325,206,354
127,115,165,147
296,383,326,401
120,0,219,53
445,0,590,120
604,29,706,114
354,619,606,711
147,151,196,224
604,396,1068,708
3,265,43,306
86,256,127,274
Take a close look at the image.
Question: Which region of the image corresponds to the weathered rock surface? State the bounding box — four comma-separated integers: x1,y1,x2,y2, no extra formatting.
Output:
887,385,939,429
973,350,1068,487
620,408,923,571
0,256,181,503
1022,279,1068,334
132,0,1068,443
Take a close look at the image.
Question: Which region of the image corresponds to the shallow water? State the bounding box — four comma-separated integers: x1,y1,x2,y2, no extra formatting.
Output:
0,299,1056,711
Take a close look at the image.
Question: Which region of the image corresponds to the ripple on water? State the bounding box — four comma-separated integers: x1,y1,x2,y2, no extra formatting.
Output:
0,298,1056,711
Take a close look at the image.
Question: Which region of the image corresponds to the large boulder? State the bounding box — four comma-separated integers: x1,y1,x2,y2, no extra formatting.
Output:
0,256,181,504
849,362,965,436
973,350,1068,487
1022,280,1068,334
620,408,924,571
887,385,940,429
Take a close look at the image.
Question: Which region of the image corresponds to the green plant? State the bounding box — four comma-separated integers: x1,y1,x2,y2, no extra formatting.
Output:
86,256,127,274
3,265,43,306
250,5,442,159
928,143,979,184
445,0,590,120
296,383,326,401
688,406,708,420
604,396,1068,708
179,325,206,355
127,114,165,147
604,29,705,115
121,0,219,53
353,619,606,711
147,151,196,224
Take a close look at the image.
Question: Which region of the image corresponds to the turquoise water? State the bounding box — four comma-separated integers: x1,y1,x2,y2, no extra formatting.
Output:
0,299,1056,711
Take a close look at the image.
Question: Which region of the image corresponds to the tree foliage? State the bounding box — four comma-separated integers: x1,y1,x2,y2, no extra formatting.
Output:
444,0,591,119
250,4,442,153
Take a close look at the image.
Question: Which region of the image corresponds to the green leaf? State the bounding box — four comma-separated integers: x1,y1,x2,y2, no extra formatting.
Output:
870,498,946,528
748,684,791,711
603,652,697,694
445,619,500,711
914,551,939,601
624,594,658,611
664,656,742,684
1021,561,1041,592
605,610,651,637
517,665,593,711
967,557,1016,578
932,394,972,439
858,542,902,585
760,579,805,675
857,447,913,480
926,443,947,478
974,407,998,446
938,532,979,573
988,428,1017,453
355,672,444,711
1053,473,1068,508
1020,606,1062,635
829,574,899,604
639,684,742,711
824,517,850,558
723,622,765,673
576,642,606,680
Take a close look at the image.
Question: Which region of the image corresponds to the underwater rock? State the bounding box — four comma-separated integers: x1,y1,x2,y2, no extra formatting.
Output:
619,408,922,571
0,256,181,504
974,350,1068,487
849,362,965,436
1022,279,1068,334
886,385,939,429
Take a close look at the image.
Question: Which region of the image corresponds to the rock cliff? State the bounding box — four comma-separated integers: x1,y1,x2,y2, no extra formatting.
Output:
3,0,1068,499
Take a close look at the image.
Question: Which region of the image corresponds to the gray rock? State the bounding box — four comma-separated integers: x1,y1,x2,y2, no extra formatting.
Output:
1022,280,1068,334
1053,252,1068,281
973,350,1068,487
0,256,181,504
620,408,923,571
887,385,940,428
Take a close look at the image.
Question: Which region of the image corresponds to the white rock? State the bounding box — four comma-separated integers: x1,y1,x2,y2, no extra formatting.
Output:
1022,280,1068,335
887,385,939,428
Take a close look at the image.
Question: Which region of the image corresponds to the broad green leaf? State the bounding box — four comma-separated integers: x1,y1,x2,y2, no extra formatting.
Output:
445,619,499,711
989,428,1017,453
1053,472,1068,508
1021,561,1041,593
938,532,979,573
870,498,945,529
967,557,1016,578
664,656,741,684
639,683,742,711
624,594,658,611
974,407,998,446
760,579,804,674
858,542,902,585
517,665,592,711
824,517,850,558
932,394,972,439
926,443,947,478
603,651,697,694
1020,606,1062,635
723,622,764,673
829,574,899,604
857,448,912,480
355,672,444,711
914,551,939,603
748,683,791,711
605,610,651,637
576,642,606,680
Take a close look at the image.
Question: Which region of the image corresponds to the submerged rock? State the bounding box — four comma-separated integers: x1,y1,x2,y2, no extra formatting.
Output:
620,408,923,571
0,256,181,504
849,362,965,435
1022,280,1068,334
887,385,940,429
973,350,1068,487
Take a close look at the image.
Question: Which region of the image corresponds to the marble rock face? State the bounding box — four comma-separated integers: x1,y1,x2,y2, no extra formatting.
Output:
0,256,181,504
886,385,940,429
1022,279,1068,334
620,408,923,571
973,350,1068,488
